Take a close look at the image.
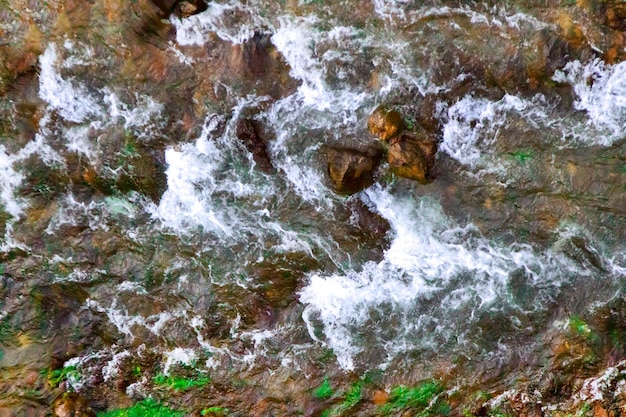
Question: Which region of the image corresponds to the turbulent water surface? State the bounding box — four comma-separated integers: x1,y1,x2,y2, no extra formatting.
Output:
0,0,625,415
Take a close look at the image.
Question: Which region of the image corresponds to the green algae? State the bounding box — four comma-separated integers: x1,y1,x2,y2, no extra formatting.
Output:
313,378,334,399
201,406,229,416
379,380,448,416
153,373,210,391
97,399,184,417
320,380,364,416
46,365,81,388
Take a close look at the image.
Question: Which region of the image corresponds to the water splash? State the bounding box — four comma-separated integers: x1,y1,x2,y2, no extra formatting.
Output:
300,185,580,370
554,59,626,144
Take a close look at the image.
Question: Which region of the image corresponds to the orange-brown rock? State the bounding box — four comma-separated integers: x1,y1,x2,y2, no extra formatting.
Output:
52,392,96,417
151,0,207,18
327,144,383,195
368,106,404,141
606,1,626,30
388,135,429,183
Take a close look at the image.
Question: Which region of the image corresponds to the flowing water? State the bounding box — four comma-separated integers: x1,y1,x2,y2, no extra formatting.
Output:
0,0,625,415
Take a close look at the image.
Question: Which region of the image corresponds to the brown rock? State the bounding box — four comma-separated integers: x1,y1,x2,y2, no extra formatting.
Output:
151,0,207,17
235,118,273,172
368,106,404,141
224,30,300,99
606,1,626,30
327,144,383,195
414,136,438,173
387,135,428,183
417,94,442,134
594,403,609,417
52,393,96,417
372,390,389,405
525,28,595,89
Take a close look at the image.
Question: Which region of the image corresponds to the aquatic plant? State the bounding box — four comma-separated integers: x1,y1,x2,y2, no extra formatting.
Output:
153,373,211,391
313,378,334,399
508,148,533,164
46,365,81,388
320,380,364,416
378,380,447,416
201,406,229,416
569,316,592,337
97,398,184,417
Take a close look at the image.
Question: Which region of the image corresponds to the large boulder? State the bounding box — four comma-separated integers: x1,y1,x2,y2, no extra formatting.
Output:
387,135,429,183
326,144,383,195
367,106,404,141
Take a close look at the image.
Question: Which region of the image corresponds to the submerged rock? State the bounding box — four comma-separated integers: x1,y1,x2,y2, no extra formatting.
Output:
235,118,273,172
367,106,404,141
326,144,383,195
219,30,300,100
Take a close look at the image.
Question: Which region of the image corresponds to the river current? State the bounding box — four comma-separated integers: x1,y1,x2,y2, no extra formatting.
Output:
0,0,625,415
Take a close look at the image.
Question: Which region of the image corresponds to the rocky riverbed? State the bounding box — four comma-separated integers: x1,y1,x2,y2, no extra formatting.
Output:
1,0,625,416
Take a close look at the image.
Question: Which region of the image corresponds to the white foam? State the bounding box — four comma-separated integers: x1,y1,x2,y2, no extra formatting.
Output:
103,91,163,141
171,1,262,46
162,347,197,375
440,93,555,172
575,360,626,403
373,0,412,20
38,41,164,163
39,44,103,123
0,134,62,223
299,186,573,370
102,349,132,382
0,146,26,219
45,194,109,234
151,134,236,236
85,299,187,341
553,59,626,144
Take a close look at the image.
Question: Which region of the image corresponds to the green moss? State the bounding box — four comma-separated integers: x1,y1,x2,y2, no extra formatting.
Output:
569,316,591,337
201,406,229,416
0,317,17,345
343,381,363,409
46,365,81,388
379,380,446,416
321,380,365,416
97,399,184,417
487,410,513,417
508,149,533,164
313,379,334,399
153,373,210,391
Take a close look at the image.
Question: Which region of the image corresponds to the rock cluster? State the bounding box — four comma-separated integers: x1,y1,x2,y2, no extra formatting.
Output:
325,105,439,194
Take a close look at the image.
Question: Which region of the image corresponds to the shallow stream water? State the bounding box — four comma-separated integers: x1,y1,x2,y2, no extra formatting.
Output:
0,0,625,415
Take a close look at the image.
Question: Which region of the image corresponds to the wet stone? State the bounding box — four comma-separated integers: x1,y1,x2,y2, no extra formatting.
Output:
605,1,626,30
218,30,300,99
368,106,404,141
151,0,207,18
387,135,428,183
52,392,96,417
326,144,383,195
235,118,273,172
